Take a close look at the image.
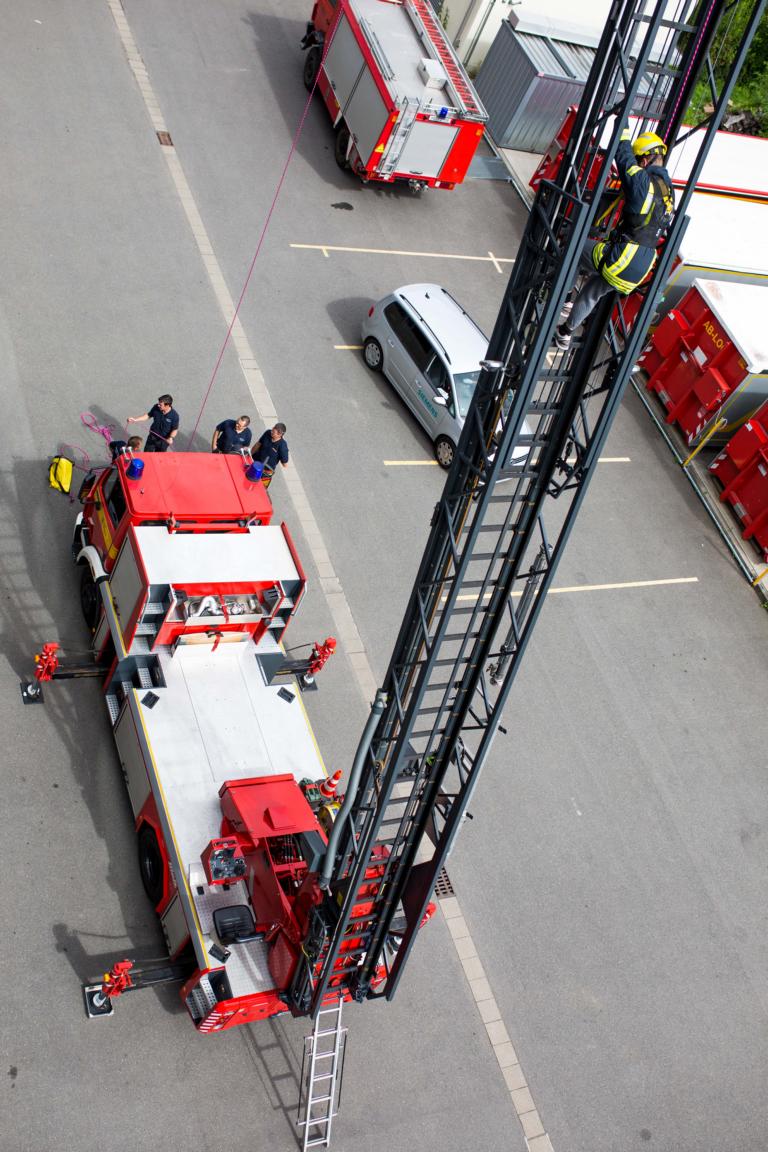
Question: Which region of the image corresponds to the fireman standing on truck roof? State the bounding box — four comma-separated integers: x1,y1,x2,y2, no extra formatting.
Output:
555,127,674,350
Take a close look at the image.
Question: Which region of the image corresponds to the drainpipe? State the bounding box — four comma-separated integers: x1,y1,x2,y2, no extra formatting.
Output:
463,0,497,69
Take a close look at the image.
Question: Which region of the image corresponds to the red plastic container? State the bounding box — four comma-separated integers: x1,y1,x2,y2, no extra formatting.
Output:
639,279,768,445
709,403,768,559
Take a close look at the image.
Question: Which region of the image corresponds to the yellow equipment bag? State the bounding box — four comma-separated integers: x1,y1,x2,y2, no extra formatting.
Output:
48,455,74,495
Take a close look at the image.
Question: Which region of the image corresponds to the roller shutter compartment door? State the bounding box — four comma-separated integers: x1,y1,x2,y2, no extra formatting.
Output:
394,122,459,179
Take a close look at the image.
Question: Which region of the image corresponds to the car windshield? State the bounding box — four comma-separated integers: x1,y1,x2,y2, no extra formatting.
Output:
454,370,480,418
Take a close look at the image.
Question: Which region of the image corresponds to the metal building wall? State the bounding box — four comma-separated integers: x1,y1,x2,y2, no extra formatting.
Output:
475,21,590,152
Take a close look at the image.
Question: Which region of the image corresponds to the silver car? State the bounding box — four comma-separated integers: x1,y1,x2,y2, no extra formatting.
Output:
361,284,490,468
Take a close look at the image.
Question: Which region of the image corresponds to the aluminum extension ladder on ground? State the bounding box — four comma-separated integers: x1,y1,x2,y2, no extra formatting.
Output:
297,999,347,1150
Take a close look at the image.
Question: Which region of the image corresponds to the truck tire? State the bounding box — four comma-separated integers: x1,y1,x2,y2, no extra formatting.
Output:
303,47,321,92
334,123,351,170
138,824,166,909
80,567,99,631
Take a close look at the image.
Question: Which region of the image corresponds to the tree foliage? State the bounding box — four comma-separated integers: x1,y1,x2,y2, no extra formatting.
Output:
687,6,768,136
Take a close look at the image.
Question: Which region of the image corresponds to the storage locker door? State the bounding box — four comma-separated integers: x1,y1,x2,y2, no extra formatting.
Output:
394,122,459,179
346,68,389,168
322,14,365,112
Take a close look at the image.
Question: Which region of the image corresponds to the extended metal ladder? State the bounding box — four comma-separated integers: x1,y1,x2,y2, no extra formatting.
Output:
290,0,766,1022
297,1000,347,1150
406,0,484,119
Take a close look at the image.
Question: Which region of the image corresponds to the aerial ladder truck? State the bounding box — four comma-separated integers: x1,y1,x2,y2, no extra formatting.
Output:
25,2,765,1148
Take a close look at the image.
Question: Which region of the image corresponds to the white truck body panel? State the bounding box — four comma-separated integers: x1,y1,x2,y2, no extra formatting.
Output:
102,526,325,981
661,193,768,316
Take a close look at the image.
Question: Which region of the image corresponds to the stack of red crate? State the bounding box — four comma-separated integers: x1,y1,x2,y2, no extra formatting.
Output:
709,402,768,560
639,280,761,445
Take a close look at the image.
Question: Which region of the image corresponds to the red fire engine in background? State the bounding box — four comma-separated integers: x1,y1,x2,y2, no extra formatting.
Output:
300,0,487,190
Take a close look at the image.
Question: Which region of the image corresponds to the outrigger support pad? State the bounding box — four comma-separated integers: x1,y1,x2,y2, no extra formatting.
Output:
83,955,196,1020
83,961,134,1019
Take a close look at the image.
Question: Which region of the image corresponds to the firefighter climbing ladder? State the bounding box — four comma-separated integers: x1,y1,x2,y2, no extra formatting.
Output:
297,999,347,1151
289,0,766,1019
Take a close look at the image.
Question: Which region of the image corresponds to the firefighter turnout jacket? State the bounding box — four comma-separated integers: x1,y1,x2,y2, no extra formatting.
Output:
592,131,674,295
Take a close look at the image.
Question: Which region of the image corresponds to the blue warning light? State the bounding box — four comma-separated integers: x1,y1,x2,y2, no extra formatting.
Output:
438,107,448,120
126,458,145,481
246,460,265,482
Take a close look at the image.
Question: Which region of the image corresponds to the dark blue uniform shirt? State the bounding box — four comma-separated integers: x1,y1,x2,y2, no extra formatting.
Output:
215,419,252,454
253,430,289,471
148,404,180,443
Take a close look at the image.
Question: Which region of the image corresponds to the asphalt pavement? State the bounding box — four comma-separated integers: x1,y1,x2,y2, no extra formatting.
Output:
1,3,767,1152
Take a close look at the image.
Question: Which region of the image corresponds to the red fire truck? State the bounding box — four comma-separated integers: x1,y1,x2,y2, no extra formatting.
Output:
301,0,487,190
37,450,404,1032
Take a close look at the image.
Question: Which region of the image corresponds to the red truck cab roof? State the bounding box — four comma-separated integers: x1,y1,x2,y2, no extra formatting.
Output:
83,453,274,571
118,452,273,525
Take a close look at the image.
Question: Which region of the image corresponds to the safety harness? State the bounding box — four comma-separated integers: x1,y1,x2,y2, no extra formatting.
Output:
592,167,674,293
620,167,674,245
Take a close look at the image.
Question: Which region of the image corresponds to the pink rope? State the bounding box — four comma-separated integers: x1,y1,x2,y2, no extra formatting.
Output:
80,411,116,448
186,13,344,448
59,443,92,473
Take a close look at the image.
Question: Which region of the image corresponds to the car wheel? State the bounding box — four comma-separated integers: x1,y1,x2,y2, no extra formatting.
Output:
363,337,383,372
434,436,456,469
303,47,321,92
138,824,166,909
80,566,99,631
334,122,351,169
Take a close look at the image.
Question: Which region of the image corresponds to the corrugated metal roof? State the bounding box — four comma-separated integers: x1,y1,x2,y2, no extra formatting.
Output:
547,39,594,82
515,32,593,80
477,18,669,152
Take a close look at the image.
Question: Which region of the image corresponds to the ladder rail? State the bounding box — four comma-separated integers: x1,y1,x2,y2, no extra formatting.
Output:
297,1000,347,1151
288,0,767,1020
404,0,486,119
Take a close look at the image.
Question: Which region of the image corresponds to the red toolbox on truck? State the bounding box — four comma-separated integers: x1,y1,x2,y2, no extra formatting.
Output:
639,279,768,445
709,403,768,559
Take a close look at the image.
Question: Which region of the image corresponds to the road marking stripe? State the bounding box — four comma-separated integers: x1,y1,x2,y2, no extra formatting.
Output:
384,459,439,466
334,344,363,349
107,6,547,1144
487,250,503,273
291,242,515,264
454,576,698,603
383,456,631,467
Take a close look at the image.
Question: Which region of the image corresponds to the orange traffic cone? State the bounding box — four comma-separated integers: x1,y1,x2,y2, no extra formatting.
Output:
319,770,343,799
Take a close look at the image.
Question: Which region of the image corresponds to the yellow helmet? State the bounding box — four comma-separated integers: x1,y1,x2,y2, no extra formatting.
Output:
632,131,667,158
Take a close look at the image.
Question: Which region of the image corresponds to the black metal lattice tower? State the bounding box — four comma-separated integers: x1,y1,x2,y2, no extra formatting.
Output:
290,0,766,1017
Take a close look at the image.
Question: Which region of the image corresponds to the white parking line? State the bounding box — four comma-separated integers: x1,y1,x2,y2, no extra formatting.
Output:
292,242,515,265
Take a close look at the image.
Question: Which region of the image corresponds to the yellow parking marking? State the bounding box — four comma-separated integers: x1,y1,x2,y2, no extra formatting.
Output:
291,242,515,265
453,576,698,603
335,344,363,350
383,456,630,467
543,576,698,595
384,459,439,466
